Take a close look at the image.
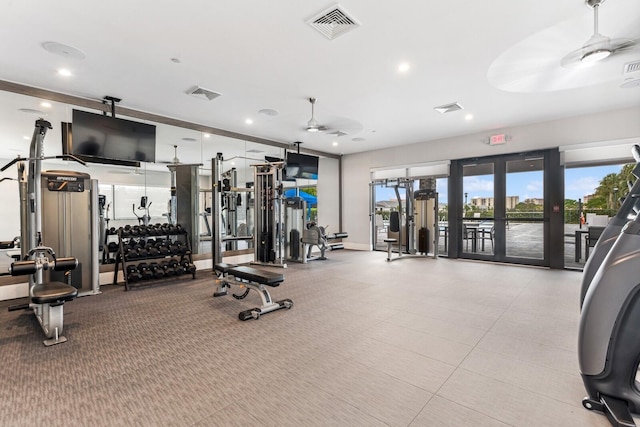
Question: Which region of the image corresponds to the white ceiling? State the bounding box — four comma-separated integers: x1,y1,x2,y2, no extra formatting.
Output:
0,0,639,164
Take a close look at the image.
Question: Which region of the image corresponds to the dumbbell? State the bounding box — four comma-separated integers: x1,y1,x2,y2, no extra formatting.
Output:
147,225,159,236
158,243,170,255
149,263,165,279
120,226,130,238
137,263,153,280
169,243,180,255
174,224,184,234
138,225,147,236
137,245,149,258
107,242,119,253
182,261,196,275
125,246,139,259
160,261,175,276
147,244,160,257
127,265,142,283
173,262,187,276
109,227,118,235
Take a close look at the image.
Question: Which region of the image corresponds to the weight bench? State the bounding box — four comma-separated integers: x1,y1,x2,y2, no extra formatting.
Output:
8,252,78,346
213,263,293,320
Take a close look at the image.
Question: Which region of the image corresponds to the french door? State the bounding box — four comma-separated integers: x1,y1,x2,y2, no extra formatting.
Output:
454,151,549,266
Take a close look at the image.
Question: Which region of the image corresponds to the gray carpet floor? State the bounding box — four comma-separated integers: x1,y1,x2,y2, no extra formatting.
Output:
0,251,619,426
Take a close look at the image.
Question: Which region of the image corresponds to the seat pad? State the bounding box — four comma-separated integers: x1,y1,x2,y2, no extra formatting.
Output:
32,282,78,304
229,266,284,286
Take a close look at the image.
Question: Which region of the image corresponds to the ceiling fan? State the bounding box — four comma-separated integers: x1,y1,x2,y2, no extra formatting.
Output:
305,97,328,132
302,97,363,136
158,145,182,164
561,0,636,68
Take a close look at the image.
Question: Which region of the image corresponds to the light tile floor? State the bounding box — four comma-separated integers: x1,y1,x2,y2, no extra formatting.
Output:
1,250,635,426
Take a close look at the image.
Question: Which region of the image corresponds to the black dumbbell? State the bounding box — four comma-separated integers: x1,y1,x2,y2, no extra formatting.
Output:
138,225,147,236
174,263,186,276
109,227,117,235
127,265,142,282
147,245,160,257
137,263,153,280
160,261,175,276
158,244,170,255
182,261,196,275
137,246,149,258
175,224,184,234
108,242,119,252
126,247,139,259
149,263,164,279
120,226,130,238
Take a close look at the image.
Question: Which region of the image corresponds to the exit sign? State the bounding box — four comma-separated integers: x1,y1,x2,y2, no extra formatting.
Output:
489,134,508,145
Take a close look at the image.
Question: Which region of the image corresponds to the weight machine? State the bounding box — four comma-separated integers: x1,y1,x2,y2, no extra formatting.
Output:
380,177,438,262
251,159,287,268
211,153,255,265
2,119,86,345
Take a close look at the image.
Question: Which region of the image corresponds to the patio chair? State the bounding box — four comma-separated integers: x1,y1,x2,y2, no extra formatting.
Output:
585,226,605,260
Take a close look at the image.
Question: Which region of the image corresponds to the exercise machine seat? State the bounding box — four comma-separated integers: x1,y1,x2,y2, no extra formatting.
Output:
214,263,237,274
0,240,15,249
31,282,78,305
229,266,284,287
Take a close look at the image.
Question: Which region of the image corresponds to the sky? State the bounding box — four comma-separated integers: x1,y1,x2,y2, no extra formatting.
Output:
375,164,626,204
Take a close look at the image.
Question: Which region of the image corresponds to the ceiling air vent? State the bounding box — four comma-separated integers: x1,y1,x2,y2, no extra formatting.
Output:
307,4,361,40
186,86,221,101
434,102,464,114
623,60,640,75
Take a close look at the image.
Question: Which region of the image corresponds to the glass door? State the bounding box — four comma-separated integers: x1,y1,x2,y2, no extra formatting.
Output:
462,163,495,258
504,157,545,263
458,152,548,266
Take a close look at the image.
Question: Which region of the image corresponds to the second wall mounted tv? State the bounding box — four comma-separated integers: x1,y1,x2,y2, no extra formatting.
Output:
285,152,319,180
63,109,156,167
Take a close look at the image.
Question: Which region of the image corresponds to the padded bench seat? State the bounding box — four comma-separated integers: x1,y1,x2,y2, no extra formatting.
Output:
31,282,78,305
228,266,284,287
214,263,237,274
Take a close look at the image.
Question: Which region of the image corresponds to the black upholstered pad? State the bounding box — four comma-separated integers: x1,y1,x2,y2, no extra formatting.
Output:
0,240,15,249
214,263,237,274
31,282,78,304
229,266,284,286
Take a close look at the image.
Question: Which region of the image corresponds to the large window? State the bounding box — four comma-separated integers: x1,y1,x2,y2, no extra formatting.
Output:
564,163,633,269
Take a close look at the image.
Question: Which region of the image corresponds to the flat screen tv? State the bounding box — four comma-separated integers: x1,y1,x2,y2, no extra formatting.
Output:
63,109,156,167
285,152,319,180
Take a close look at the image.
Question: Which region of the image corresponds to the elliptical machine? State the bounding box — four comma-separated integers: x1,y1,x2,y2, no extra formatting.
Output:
1,119,83,345
579,145,640,426
579,145,640,307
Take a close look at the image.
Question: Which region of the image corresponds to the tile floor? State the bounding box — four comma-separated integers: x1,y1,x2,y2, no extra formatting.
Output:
0,250,633,426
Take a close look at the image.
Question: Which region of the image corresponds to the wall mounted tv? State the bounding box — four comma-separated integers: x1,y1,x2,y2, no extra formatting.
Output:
285,152,319,180
62,109,156,167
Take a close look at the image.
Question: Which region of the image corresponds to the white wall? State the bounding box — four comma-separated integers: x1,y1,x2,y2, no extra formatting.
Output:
342,107,640,250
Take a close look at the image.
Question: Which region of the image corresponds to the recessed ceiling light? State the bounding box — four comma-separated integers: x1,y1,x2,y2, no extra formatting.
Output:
23,136,30,140
398,62,410,73
465,114,474,121
332,141,338,146
258,109,279,117
40,102,52,108
57,68,72,77
231,161,235,166
203,133,210,138
245,118,253,125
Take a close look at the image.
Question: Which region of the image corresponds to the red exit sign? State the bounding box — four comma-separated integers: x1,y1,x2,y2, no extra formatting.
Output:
489,134,508,145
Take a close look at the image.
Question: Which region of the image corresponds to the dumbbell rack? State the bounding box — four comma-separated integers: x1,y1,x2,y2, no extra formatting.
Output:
112,223,197,291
